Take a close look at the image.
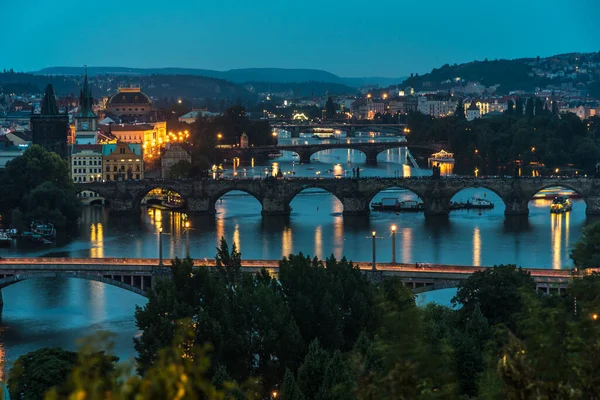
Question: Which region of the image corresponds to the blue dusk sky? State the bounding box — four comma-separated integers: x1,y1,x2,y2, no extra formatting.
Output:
3,0,599,77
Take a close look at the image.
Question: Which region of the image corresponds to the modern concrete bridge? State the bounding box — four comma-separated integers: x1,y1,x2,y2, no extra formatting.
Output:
0,258,574,304
76,176,600,216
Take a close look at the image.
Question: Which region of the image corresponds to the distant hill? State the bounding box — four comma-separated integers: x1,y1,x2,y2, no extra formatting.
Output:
400,51,600,94
34,66,404,88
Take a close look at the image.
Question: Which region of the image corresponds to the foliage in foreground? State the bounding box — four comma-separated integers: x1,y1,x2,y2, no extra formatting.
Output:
13,237,600,399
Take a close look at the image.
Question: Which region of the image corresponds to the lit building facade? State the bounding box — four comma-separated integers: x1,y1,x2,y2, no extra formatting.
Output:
417,97,458,117
70,144,103,183
102,142,144,181
466,101,481,121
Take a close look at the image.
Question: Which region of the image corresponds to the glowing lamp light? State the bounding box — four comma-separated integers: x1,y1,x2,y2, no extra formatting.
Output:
372,231,376,237
391,225,397,232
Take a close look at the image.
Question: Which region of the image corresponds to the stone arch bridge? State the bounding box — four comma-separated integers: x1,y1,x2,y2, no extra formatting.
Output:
76,176,600,216
221,141,435,166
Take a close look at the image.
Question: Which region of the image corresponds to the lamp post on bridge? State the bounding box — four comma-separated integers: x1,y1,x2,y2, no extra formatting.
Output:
184,221,193,259
391,225,397,264
158,227,163,266
372,231,377,270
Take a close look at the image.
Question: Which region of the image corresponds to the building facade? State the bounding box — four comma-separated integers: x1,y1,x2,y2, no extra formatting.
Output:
30,84,70,158
102,142,144,181
466,101,481,121
161,144,191,178
417,96,458,118
70,144,103,183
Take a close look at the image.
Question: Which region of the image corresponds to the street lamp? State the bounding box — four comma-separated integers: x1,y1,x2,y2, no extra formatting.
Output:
474,167,479,178
158,227,163,266
217,133,222,147
184,221,191,259
372,231,377,270
391,225,397,264
593,313,598,321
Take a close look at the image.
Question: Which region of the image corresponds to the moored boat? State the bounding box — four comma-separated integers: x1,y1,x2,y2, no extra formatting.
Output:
550,196,572,213
397,200,424,212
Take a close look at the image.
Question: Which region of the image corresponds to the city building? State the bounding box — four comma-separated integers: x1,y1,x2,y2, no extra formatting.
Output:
240,133,249,149
417,96,457,117
466,101,481,121
351,100,385,119
161,144,191,178
388,96,418,114
178,109,220,124
73,72,99,144
30,84,70,158
70,144,103,183
98,121,167,145
102,142,144,181
0,134,26,169
105,87,152,120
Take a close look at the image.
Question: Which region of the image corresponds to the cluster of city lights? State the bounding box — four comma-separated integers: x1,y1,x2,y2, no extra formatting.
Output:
143,130,190,160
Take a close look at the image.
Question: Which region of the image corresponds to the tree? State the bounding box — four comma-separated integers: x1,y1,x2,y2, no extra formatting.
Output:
452,264,535,330
571,222,600,269
8,347,118,400
9,348,78,400
325,97,337,119
47,329,260,400
525,97,534,118
455,98,465,120
168,160,193,179
0,144,80,229
506,99,514,116
514,98,523,117
534,97,544,116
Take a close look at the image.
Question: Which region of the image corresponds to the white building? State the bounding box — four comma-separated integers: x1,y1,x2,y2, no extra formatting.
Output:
70,144,103,183
417,96,457,118
466,101,481,121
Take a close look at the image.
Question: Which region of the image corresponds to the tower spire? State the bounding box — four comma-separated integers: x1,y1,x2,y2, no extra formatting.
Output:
41,84,59,115
76,65,96,118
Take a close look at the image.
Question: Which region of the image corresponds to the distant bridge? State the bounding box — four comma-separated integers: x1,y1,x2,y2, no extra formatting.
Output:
0,258,575,303
269,121,408,137
76,176,600,216
221,141,439,165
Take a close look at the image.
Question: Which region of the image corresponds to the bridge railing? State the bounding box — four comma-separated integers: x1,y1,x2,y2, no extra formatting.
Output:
0,258,575,279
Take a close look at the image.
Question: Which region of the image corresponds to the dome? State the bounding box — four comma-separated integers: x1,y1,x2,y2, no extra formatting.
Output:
106,88,151,106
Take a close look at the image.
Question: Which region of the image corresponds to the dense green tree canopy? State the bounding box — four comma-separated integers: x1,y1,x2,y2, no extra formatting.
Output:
408,110,595,175
0,144,81,229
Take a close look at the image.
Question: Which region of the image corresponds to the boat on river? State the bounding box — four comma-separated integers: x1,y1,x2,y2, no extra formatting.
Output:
0,232,12,247
30,221,56,238
371,198,424,212
550,196,572,213
450,197,494,210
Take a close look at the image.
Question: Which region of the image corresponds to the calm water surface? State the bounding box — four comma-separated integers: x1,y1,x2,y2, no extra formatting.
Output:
0,133,592,370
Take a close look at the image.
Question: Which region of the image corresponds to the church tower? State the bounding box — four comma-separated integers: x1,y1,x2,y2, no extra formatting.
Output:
74,70,99,144
31,84,69,158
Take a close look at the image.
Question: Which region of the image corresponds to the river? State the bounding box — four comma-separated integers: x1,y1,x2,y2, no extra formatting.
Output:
0,133,592,370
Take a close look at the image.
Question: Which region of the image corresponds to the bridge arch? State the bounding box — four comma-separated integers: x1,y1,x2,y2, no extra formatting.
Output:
448,186,506,214
212,188,263,215
529,184,587,214
287,185,344,215
0,272,150,298
368,185,426,213
75,188,107,206
133,183,189,211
